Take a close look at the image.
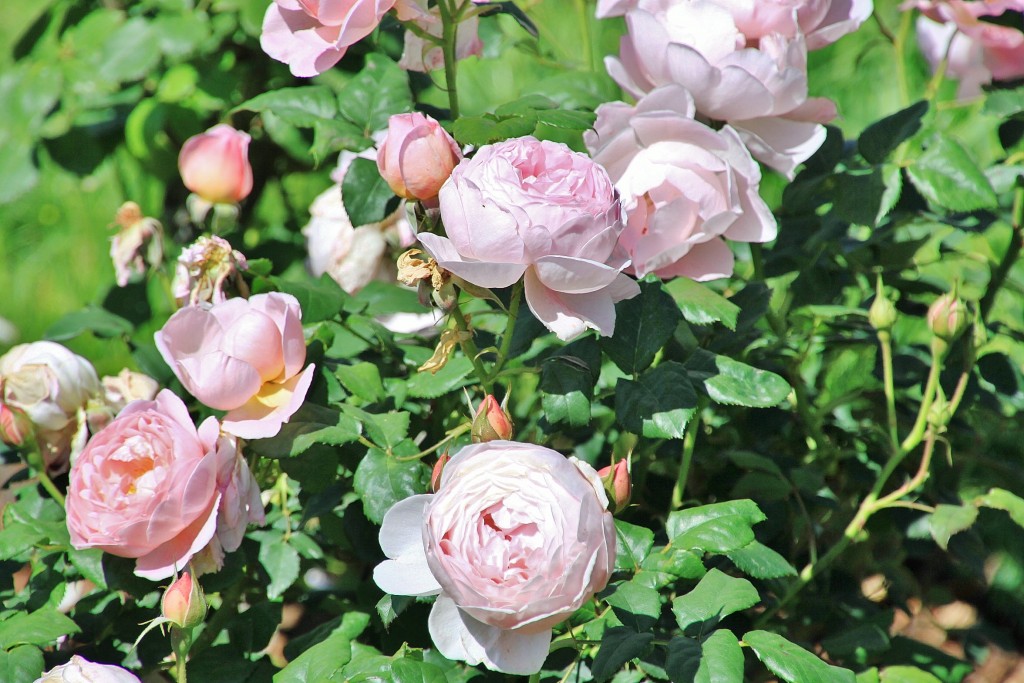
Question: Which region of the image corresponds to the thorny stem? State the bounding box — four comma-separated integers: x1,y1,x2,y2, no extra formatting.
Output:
979,185,1024,323
437,0,464,120
487,281,524,384
451,297,493,394
671,406,702,510
396,422,472,461
899,347,942,455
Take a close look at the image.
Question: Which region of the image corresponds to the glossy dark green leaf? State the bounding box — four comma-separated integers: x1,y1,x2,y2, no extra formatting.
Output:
616,362,698,439
602,281,682,374
906,135,998,211
259,541,301,600
337,54,412,134
858,101,928,164
672,569,759,631
664,278,739,329
0,608,81,650
352,448,428,525
342,157,399,227
725,541,796,579
592,628,655,682
927,504,978,550
743,630,856,683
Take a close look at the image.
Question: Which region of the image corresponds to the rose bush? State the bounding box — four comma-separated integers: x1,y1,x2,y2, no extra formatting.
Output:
66,389,263,580
155,292,315,439
374,441,616,674
419,136,640,341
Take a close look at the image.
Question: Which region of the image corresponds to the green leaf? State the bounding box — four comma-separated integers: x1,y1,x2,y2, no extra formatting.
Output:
906,135,998,211
452,116,500,147
353,449,428,525
311,119,367,164
389,658,450,683
641,547,706,580
664,278,739,329
45,306,133,341
699,355,790,408
671,569,759,631
832,165,902,227
0,608,81,650
248,404,361,458
975,488,1024,528
376,594,413,629
336,54,412,134
879,666,943,683
725,541,797,579
672,516,756,554
981,85,1024,118
614,520,655,571
406,357,473,399
616,362,698,439
342,157,397,227
927,504,978,550
272,274,351,323
602,281,682,374
235,86,338,127
259,541,301,600
743,631,856,683
68,547,108,588
540,337,601,427
335,362,386,404
341,406,410,448
667,630,745,683
667,500,766,539
592,627,655,682
273,621,353,683
0,523,45,561
858,101,928,164
603,580,662,631
0,645,44,683
494,94,558,116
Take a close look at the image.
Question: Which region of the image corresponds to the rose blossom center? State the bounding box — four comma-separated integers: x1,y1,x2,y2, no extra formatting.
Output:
441,500,545,588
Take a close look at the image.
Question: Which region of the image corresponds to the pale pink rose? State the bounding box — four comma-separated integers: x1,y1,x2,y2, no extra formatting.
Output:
173,235,249,306
607,0,836,177
586,85,777,281
907,0,1024,98
419,136,640,341
155,293,316,439
66,390,265,580
35,655,140,683
374,441,616,675
396,0,483,72
377,113,463,200
110,202,163,288
178,125,253,205
260,0,397,77
0,341,101,472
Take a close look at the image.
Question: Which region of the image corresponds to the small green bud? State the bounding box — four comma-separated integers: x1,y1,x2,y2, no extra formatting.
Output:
869,284,898,332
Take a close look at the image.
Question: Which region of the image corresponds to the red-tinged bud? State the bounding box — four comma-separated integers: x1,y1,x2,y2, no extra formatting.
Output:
471,395,514,443
597,459,631,514
161,572,207,630
927,292,970,344
0,403,30,446
431,453,450,493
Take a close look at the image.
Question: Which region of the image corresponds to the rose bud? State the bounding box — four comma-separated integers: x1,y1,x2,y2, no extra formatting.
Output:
0,403,30,446
471,394,513,443
430,452,450,493
869,278,897,333
597,459,632,514
162,571,207,630
376,113,462,201
178,125,254,204
927,292,970,343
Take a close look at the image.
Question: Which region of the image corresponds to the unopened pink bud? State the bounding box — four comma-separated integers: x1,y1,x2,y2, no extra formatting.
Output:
431,452,450,493
377,113,462,201
161,572,207,629
178,125,253,204
0,403,29,446
927,292,970,343
471,395,514,443
597,459,631,513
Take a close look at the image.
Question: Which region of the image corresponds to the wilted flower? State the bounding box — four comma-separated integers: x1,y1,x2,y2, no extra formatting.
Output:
173,235,249,306
110,202,164,288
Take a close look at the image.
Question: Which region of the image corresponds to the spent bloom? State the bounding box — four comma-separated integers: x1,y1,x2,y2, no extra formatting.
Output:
586,85,777,281
395,0,483,72
110,201,163,288
34,656,140,683
66,390,265,580
419,136,640,341
178,125,253,205
155,292,316,439
261,0,397,77
377,112,463,201
173,235,249,306
374,441,616,674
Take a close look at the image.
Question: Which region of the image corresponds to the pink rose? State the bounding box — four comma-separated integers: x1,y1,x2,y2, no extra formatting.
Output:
607,0,836,177
374,441,616,675
396,0,483,72
377,113,463,200
260,0,397,77
585,85,776,280
178,125,253,205
66,390,265,580
155,293,316,439
419,136,640,341
908,0,1024,98
35,656,140,683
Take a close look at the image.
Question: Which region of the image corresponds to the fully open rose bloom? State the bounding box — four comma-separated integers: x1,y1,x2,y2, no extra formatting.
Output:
261,0,396,77
374,441,616,674
67,390,264,580
35,655,140,682
607,0,837,177
585,85,777,280
155,292,315,439
908,0,1024,99
178,125,253,205
418,136,640,341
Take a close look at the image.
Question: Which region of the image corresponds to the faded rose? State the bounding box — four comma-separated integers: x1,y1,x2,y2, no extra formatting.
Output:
172,235,249,306
66,390,264,580
155,292,315,439
395,0,482,72
419,136,640,341
34,655,140,683
374,441,615,674
585,85,776,280
261,0,397,77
